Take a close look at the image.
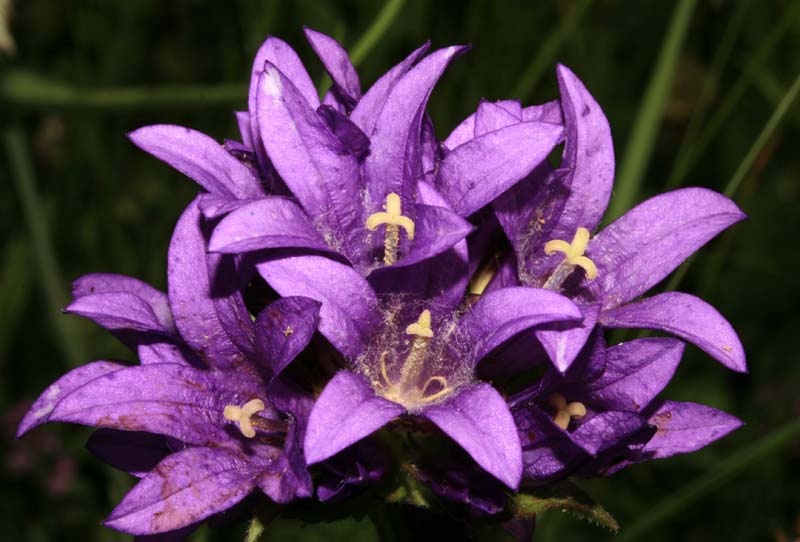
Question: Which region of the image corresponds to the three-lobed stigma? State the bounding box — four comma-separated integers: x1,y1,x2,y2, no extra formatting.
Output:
548,393,587,430
365,192,415,265
223,398,265,438
544,227,598,280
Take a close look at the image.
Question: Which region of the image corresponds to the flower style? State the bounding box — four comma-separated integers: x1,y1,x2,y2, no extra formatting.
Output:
478,64,747,375
17,198,322,536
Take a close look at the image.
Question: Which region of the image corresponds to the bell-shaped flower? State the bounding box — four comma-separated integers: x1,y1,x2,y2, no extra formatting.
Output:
253,237,583,489
510,332,741,483
486,64,746,374
17,197,322,537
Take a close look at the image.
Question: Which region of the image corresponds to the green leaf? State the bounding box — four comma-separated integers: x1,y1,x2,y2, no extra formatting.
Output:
509,481,619,533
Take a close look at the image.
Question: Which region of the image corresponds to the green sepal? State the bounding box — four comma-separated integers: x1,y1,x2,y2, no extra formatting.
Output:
508,481,619,533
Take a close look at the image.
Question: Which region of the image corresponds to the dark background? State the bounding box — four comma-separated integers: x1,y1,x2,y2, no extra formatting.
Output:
1,1,798,541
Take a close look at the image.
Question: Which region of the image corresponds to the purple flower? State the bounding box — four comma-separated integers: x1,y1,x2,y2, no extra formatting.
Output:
130,31,564,281
253,242,582,489
482,64,746,374
510,333,742,483
17,198,322,536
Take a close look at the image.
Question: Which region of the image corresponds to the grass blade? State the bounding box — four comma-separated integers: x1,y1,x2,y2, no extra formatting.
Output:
664,3,800,189
614,419,800,542
349,0,406,68
4,125,86,366
664,0,751,189
663,71,800,292
607,0,697,221
511,0,595,100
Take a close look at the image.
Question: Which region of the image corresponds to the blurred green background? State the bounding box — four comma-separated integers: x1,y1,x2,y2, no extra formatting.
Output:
1,1,798,541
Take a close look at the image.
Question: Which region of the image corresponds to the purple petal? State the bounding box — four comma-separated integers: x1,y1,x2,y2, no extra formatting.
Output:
492,162,554,253
588,188,746,307
322,89,346,113
254,296,320,379
547,64,614,238
168,199,247,370
208,197,334,255
249,36,319,111
86,429,172,478
461,287,582,364
137,342,202,367
248,37,319,171
105,447,257,535
521,99,563,123
443,111,476,150
256,63,364,260
304,371,405,464
235,111,253,148
474,100,521,136
437,121,564,216
364,46,469,214
72,274,174,332
600,292,746,372
128,125,264,199
535,303,601,373
498,67,614,282
197,193,257,220
643,400,743,458
316,104,370,160
256,255,380,359
571,411,646,456
26,363,265,446
443,99,524,149
423,383,522,489
304,27,361,107
18,361,126,436
587,338,684,412
351,41,431,135
66,293,167,334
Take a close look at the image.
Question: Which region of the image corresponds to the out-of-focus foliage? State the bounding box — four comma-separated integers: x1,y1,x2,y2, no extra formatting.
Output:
1,1,798,541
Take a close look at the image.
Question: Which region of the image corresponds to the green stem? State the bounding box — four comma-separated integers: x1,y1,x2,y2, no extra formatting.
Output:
245,516,265,542
607,0,697,221
615,419,800,542
349,0,406,68
511,0,595,99
3,125,85,366
1,71,245,111
663,71,800,291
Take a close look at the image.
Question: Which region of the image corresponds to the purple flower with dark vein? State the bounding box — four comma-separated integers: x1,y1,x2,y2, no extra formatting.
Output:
17,198,323,536
252,245,582,489
129,30,564,280
509,332,740,483
476,64,747,375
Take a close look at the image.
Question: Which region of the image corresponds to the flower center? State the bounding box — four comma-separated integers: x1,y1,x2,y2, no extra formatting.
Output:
374,309,451,410
365,192,415,265
543,227,598,290
223,399,266,438
548,393,587,430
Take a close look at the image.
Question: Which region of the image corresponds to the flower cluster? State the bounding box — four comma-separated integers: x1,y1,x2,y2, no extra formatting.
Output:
18,29,746,538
